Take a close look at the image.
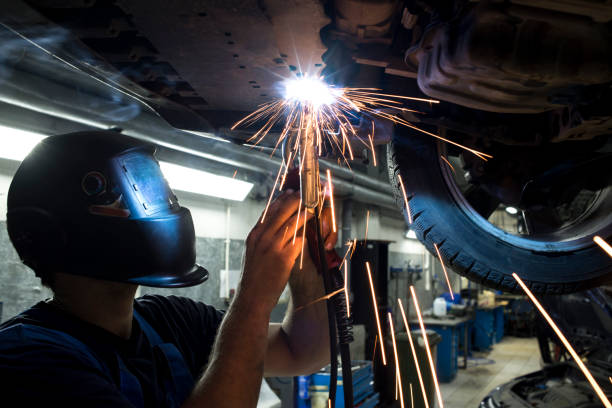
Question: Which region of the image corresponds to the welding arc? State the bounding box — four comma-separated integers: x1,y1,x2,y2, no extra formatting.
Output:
513,273,612,408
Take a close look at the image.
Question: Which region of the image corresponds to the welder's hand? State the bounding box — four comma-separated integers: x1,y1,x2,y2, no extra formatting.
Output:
289,201,339,287
319,205,338,251
238,190,311,312
285,202,338,312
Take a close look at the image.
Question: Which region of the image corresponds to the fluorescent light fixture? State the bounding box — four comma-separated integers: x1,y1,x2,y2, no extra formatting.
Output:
505,206,518,215
404,229,417,240
0,124,47,161
160,161,253,201
0,124,253,201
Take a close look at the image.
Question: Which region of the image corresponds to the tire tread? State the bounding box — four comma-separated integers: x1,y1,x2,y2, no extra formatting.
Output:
387,133,611,294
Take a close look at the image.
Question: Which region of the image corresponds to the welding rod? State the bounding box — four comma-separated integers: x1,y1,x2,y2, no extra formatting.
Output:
300,126,320,209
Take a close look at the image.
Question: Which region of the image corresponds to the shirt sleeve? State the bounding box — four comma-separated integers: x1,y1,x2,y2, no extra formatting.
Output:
134,295,225,377
0,343,135,407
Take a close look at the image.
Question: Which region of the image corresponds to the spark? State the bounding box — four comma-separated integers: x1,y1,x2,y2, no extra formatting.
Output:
295,287,345,312
369,124,377,166
365,210,370,245
338,241,354,285
292,198,302,245
395,374,399,400
594,236,612,258
260,164,283,223
279,151,293,191
281,225,289,242
344,260,350,318
388,313,405,408
397,174,413,224
233,76,492,225
299,207,307,269
372,334,378,363
398,298,429,408
513,273,612,408
326,169,337,233
318,185,328,217
328,399,331,408
232,169,238,178
366,261,387,365
410,286,444,408
440,156,455,174
433,243,454,300
410,383,414,408
340,240,354,267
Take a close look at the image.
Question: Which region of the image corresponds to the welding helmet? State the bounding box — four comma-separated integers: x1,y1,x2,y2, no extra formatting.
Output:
6,131,208,287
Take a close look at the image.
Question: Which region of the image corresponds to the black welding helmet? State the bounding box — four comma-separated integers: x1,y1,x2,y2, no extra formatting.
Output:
6,131,208,288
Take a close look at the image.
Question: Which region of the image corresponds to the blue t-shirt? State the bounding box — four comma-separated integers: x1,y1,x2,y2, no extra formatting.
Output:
0,295,224,407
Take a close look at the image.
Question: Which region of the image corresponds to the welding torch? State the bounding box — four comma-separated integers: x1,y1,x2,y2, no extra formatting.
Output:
297,130,354,408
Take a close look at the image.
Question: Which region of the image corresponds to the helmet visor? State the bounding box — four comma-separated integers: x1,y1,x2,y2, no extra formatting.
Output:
114,151,179,218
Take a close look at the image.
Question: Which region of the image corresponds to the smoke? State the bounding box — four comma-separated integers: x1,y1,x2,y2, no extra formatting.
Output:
0,24,68,81
0,23,142,122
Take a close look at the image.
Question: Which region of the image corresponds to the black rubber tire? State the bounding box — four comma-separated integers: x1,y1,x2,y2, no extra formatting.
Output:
387,128,612,295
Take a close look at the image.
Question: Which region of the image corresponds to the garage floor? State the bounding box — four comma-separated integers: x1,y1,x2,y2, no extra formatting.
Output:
439,336,541,408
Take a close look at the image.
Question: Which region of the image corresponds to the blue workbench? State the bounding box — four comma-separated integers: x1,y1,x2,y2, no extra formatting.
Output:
410,315,473,383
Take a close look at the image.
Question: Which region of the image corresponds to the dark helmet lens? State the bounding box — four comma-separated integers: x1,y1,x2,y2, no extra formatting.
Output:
115,152,178,217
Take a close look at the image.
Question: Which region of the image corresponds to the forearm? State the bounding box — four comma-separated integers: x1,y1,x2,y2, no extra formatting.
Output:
280,268,330,373
183,292,271,408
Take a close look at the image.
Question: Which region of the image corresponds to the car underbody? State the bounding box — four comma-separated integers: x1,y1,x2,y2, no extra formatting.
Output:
1,0,611,292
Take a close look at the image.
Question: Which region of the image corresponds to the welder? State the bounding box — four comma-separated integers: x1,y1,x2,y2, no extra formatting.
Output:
0,131,336,407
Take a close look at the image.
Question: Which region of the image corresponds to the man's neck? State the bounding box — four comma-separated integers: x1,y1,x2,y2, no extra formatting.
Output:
51,272,138,339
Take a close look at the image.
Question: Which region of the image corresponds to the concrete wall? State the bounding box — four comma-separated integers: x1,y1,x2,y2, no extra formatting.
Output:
0,221,53,322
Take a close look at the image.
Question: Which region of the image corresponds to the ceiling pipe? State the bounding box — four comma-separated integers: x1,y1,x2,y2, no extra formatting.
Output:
0,61,398,210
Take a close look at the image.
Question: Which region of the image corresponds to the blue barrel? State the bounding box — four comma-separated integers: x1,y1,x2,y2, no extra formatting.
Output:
473,309,494,350
428,326,458,382
494,306,505,343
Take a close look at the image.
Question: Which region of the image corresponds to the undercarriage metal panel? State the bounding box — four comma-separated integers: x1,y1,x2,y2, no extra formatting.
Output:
116,0,329,113
414,4,612,113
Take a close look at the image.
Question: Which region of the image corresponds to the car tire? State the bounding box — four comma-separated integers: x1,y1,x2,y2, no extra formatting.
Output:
387,127,612,294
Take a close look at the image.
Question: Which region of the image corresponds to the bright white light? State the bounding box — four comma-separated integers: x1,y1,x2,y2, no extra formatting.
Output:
0,124,253,201
0,124,48,161
505,206,518,215
405,229,417,239
160,162,253,201
284,77,338,107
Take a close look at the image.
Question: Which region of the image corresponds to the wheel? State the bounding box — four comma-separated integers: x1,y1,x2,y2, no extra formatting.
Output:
387,127,612,294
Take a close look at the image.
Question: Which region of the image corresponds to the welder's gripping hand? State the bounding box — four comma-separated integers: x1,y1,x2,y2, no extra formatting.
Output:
238,190,311,313
306,204,340,273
